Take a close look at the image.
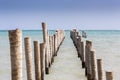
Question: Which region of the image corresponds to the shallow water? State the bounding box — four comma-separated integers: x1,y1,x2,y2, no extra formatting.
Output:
45,33,87,80
0,30,120,80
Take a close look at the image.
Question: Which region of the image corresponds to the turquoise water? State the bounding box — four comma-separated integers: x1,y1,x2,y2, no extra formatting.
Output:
0,30,120,80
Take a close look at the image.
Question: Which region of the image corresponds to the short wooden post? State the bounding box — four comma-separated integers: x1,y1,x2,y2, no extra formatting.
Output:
106,72,113,80
24,37,33,80
56,30,59,53
40,43,45,80
8,29,22,80
97,59,103,80
85,40,92,80
77,36,81,58
90,51,97,80
34,41,41,80
74,31,79,47
81,41,85,68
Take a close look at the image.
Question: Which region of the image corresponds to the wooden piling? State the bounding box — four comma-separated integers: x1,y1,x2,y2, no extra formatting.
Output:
106,72,113,80
49,36,52,67
41,22,49,74
85,40,92,80
51,36,54,64
54,33,57,56
47,35,51,68
42,22,47,43
81,41,85,68
77,36,81,58
55,30,60,54
90,51,97,80
8,29,22,80
34,41,41,80
40,43,46,80
97,59,103,80
24,37,33,80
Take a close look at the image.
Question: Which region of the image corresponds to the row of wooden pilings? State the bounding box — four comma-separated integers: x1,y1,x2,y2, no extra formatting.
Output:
70,29,113,80
8,22,65,80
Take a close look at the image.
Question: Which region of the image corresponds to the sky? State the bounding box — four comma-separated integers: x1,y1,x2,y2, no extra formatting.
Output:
0,0,120,30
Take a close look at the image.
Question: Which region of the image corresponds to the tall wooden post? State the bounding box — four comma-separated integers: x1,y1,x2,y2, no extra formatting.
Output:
52,35,54,63
34,41,41,80
42,22,47,43
40,43,45,80
54,33,57,56
106,72,113,80
24,37,33,80
97,59,103,80
49,36,53,66
8,29,22,80
49,36,52,67
42,22,49,74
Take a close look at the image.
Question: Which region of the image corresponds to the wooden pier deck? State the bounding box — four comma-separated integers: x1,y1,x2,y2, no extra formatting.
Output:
45,34,87,80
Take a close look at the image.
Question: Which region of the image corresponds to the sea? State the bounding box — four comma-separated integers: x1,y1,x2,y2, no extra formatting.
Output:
0,30,120,80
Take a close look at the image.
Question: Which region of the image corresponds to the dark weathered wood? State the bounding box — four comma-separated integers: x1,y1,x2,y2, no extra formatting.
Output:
34,41,41,80
97,59,103,80
106,72,113,80
8,29,22,80
24,37,33,80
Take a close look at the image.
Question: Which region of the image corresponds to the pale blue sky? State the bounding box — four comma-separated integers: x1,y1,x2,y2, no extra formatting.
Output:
0,0,120,30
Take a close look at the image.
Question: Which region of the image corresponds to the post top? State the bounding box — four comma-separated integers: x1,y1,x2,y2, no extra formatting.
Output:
42,22,46,28
9,28,21,33
86,40,92,45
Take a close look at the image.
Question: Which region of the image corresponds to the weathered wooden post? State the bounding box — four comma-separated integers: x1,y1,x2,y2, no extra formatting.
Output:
85,40,92,80
49,36,52,67
77,36,81,58
85,41,88,76
97,59,103,80
8,29,22,80
24,37,33,80
56,30,59,53
90,51,97,80
51,36,54,64
42,22,49,74
40,43,46,80
54,33,57,56
34,41,41,80
106,72,113,80
81,41,85,68
72,29,76,44
47,34,51,68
